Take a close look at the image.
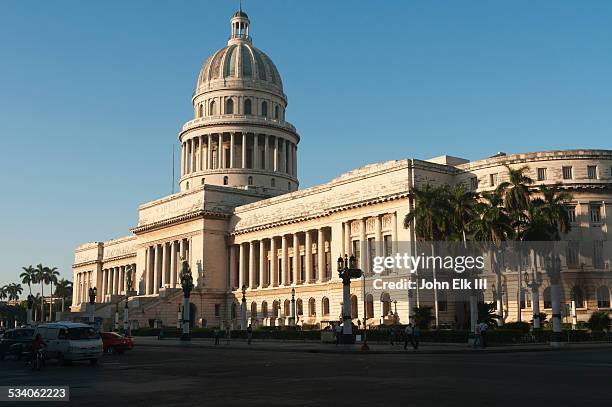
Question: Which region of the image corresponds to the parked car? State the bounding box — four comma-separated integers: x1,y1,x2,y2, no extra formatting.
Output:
0,328,35,360
34,322,103,364
101,332,134,354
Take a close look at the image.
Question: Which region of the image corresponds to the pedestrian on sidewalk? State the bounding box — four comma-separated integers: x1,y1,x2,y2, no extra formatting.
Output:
390,325,396,346
214,328,220,345
412,325,420,349
334,323,341,345
225,325,231,345
473,323,481,348
479,321,488,348
403,323,413,350
247,324,253,345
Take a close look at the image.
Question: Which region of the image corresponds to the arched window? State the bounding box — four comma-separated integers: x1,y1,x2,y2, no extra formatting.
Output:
198,104,204,118
271,178,275,187
223,176,228,185
381,292,391,316
284,299,291,316
438,290,447,312
201,178,205,185
248,176,253,185
571,286,585,308
186,181,190,190
308,298,316,317
597,286,610,308
296,299,303,316
365,294,374,319
209,100,216,116
321,297,330,316
244,99,252,115
272,300,280,317
262,301,268,318
250,302,257,319
261,101,268,117
543,287,552,309
274,105,279,119
520,289,531,309
350,295,358,319
225,98,234,114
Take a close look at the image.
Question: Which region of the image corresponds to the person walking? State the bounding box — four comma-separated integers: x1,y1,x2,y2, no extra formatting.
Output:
403,323,413,350
412,325,420,350
247,324,253,345
478,321,488,348
334,323,342,345
473,323,482,348
225,325,231,345
214,328,220,345
390,325,396,346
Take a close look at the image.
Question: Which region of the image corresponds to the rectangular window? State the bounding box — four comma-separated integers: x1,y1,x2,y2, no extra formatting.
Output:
567,206,577,223
593,241,604,269
278,258,282,283
567,241,579,268
587,165,597,180
300,255,305,282
289,257,294,284
325,251,331,280
368,237,376,276
470,177,478,190
489,173,498,187
214,304,221,318
562,166,573,180
537,168,547,181
312,253,318,281
352,240,361,268
590,204,602,224
383,235,392,257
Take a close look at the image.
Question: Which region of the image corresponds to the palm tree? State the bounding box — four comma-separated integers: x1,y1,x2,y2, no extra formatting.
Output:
0,286,7,303
6,284,23,302
20,266,36,296
46,267,60,321
534,183,573,239
54,279,73,313
34,264,50,322
448,183,476,243
498,165,534,214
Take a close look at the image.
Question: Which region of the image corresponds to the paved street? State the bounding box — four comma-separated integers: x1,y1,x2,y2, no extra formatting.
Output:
1,345,611,407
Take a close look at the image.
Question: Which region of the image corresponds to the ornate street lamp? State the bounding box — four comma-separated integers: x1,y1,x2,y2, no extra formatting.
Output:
337,254,362,344
114,303,120,331
290,287,296,327
240,285,247,330
124,266,133,335
523,269,542,329
88,287,97,325
179,259,194,341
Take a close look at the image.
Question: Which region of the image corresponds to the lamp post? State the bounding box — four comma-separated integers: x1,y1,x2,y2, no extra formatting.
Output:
179,258,193,341
177,305,182,329
26,295,33,326
337,254,362,344
240,285,247,330
88,287,97,325
114,303,120,331
524,270,542,329
124,265,133,335
393,299,398,325
546,255,563,347
290,288,296,327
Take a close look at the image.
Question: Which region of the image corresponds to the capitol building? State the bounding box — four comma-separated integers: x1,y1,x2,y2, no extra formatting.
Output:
70,10,612,330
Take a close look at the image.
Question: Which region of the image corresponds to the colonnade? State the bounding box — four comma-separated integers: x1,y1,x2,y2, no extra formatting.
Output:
144,238,190,295
100,263,135,302
181,132,297,177
75,270,92,305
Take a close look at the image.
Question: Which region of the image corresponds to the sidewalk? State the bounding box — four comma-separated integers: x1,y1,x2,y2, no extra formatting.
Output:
133,336,612,355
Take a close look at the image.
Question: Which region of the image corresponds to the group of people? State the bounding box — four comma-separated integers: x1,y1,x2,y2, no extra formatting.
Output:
212,324,254,345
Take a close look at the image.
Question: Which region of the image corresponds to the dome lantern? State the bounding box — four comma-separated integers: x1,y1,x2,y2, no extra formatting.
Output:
230,7,250,43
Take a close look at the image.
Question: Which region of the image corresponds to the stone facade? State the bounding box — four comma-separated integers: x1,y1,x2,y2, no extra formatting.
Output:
71,11,612,330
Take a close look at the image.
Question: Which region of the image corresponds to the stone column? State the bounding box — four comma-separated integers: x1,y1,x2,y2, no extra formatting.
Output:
293,233,300,284
270,237,278,287
170,241,177,288
101,269,107,299
229,244,237,289
207,135,213,170
344,221,351,255
293,144,297,177
264,134,269,170
242,133,247,168
286,140,291,174
218,133,224,169
359,218,367,273
249,241,256,289
115,267,119,295
107,268,113,297
230,132,235,168
273,136,279,171
181,143,185,176
144,248,150,294
200,135,205,171
254,134,259,169
161,242,168,289
305,230,312,283
375,215,383,264
119,266,125,294
391,212,398,259
317,228,325,282
238,243,245,289
259,240,266,288
194,138,199,172
281,235,288,286
154,244,161,294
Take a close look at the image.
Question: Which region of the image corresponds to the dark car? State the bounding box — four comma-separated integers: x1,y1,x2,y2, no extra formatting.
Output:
101,332,134,354
0,328,35,360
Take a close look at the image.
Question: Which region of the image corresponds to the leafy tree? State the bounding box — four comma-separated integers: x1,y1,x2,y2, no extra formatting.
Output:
588,311,611,332
54,279,73,313
413,306,435,329
6,284,23,302
19,265,36,296
0,286,7,303
46,267,60,321
477,301,498,328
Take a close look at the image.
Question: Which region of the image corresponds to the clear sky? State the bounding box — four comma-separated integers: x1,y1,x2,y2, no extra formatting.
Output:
1,1,611,291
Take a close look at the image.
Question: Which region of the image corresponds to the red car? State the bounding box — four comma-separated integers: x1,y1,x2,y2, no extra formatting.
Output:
100,332,134,354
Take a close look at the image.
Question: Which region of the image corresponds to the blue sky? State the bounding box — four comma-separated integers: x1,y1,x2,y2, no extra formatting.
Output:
1,1,611,291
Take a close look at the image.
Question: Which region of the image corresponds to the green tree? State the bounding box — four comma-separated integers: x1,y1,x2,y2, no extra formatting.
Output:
54,279,73,313
413,306,435,330
477,302,498,328
0,286,7,303
588,311,611,332
448,183,476,242
46,267,60,321
34,264,50,321
6,284,23,302
19,265,36,296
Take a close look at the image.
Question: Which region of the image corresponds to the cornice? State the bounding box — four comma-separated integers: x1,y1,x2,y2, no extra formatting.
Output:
131,209,230,234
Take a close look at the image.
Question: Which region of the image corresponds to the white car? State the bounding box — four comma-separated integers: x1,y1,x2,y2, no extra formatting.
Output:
34,322,103,364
